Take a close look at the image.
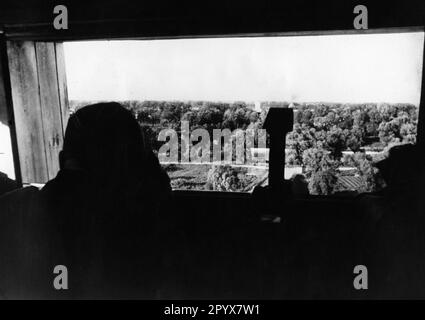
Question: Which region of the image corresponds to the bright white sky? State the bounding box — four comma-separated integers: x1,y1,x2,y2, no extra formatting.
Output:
64,32,424,105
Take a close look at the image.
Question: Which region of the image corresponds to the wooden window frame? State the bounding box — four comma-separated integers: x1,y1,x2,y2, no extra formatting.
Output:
1,24,424,192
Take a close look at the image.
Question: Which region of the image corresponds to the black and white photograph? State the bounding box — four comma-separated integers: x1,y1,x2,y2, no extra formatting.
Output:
0,0,425,309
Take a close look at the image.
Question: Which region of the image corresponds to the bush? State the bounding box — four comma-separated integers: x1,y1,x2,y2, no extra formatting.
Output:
206,165,249,192
302,147,339,195
308,170,338,195
344,152,384,193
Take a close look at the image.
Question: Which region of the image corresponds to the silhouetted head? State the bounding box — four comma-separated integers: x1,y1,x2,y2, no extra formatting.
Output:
376,143,419,190
60,102,149,190
290,174,309,195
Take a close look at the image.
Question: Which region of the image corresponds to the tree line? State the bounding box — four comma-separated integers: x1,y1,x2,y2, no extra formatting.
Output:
70,100,418,194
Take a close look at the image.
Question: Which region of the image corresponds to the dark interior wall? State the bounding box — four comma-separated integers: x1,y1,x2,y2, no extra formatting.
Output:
0,0,424,40
165,189,425,299
163,191,365,299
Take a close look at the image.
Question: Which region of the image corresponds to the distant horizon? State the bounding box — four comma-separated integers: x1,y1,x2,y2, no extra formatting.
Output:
69,98,420,107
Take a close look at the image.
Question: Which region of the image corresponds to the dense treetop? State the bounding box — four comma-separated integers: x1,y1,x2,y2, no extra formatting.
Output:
70,100,418,194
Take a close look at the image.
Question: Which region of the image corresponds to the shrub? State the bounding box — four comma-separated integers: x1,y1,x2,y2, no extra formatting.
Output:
206,165,249,192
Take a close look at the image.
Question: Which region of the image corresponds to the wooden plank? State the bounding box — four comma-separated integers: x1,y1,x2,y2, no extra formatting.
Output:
35,42,63,179
0,37,21,185
0,43,17,181
0,55,8,125
54,42,70,135
417,28,425,150
7,41,48,183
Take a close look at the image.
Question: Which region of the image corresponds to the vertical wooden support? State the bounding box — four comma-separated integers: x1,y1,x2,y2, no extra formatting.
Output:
0,35,20,185
0,43,8,126
263,108,294,190
35,42,64,179
417,27,425,153
55,43,70,136
6,41,69,184
7,41,48,184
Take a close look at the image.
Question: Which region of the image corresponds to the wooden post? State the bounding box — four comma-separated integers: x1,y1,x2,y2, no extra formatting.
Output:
6,40,69,184
263,108,294,190
416,26,425,157
0,34,22,186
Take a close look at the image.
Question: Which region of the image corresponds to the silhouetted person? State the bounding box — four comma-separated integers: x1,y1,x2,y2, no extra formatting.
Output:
0,171,17,196
0,102,171,299
363,143,425,298
290,174,309,195
42,102,171,298
376,143,421,196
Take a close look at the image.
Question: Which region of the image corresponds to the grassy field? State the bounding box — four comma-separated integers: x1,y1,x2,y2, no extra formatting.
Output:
162,163,267,192
163,163,212,190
